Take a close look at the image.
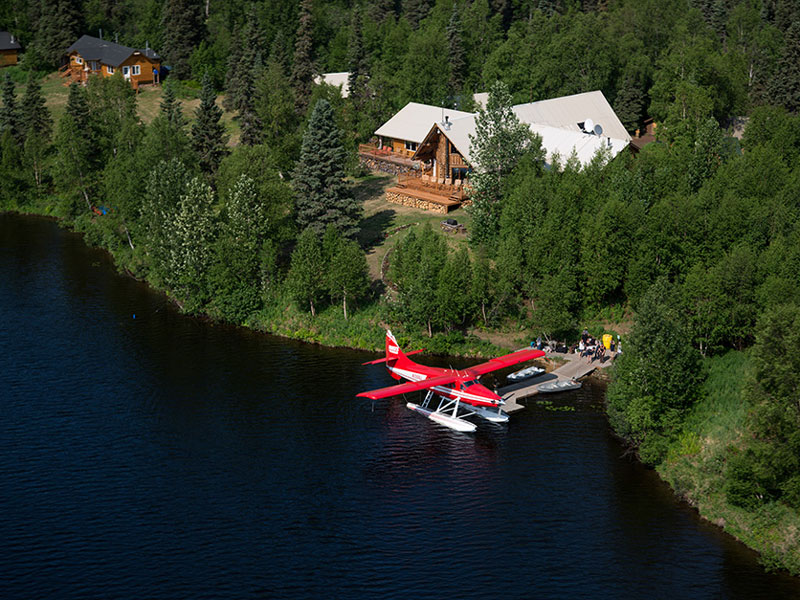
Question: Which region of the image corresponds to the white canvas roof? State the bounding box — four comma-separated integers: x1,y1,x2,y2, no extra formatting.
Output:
513,90,631,142
316,72,350,97
375,102,474,144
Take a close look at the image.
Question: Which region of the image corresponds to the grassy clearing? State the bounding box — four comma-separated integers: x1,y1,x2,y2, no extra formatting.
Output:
25,72,240,145
354,173,472,282
658,351,800,574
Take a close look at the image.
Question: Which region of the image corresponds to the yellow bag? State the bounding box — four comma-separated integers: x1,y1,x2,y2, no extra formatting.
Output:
603,334,613,349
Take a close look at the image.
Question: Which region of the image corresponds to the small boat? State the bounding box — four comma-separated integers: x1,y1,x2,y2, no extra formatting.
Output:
507,365,545,382
537,379,581,393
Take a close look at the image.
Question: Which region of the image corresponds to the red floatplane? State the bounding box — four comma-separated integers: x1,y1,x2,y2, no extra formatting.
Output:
358,331,545,432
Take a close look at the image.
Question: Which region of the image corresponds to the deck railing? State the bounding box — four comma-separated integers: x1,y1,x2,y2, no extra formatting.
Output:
396,173,470,200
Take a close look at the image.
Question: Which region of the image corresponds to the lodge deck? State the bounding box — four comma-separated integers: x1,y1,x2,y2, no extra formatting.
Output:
385,185,462,213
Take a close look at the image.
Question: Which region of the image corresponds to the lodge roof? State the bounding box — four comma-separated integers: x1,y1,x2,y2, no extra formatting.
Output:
375,102,474,144
387,90,631,170
0,32,21,51
512,90,631,142
66,35,159,67
316,72,350,97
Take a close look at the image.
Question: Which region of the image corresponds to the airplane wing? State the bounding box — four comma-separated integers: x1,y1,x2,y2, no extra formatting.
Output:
357,372,461,400
466,348,546,378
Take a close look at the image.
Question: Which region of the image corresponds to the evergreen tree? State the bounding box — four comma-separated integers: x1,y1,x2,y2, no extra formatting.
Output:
54,84,96,213
161,0,205,80
35,0,81,66
404,0,432,29
292,99,360,237
238,66,261,146
286,226,326,316
770,21,800,113
160,81,186,128
191,71,229,175
0,73,21,143
222,29,244,112
291,0,315,114
447,5,466,92
347,8,366,101
328,238,370,320
20,72,51,142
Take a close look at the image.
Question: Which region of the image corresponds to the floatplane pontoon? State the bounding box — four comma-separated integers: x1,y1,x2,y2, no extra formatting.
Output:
358,331,545,432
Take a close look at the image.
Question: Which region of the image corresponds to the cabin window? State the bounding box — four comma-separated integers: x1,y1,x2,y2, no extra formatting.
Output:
405,141,418,152
122,66,130,77
107,66,114,74
75,56,83,64
89,61,99,71
132,65,141,76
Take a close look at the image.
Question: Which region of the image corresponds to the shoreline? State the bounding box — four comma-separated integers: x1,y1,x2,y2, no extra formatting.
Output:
3,207,798,577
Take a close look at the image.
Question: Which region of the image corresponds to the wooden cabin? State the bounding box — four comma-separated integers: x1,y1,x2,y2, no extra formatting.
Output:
0,32,21,67
63,35,160,89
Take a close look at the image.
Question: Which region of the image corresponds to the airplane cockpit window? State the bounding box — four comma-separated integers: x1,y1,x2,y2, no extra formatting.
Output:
462,380,478,389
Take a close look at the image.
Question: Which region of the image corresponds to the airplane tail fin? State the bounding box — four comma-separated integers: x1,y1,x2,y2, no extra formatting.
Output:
362,330,423,378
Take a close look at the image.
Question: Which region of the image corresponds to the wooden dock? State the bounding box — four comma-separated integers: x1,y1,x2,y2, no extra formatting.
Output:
499,351,613,413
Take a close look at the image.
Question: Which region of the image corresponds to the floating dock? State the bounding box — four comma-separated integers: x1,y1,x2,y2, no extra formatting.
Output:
498,351,613,413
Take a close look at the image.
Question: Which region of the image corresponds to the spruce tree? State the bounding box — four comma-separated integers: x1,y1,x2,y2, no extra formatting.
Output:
291,0,314,114
770,21,800,113
55,86,96,213
20,72,51,142
191,71,229,175
238,66,261,146
0,73,21,144
404,0,432,29
447,5,466,92
222,30,244,111
292,99,360,237
347,8,366,100
160,81,186,128
35,0,81,66
161,0,205,80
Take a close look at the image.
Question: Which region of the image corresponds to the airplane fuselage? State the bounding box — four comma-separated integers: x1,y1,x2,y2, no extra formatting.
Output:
388,364,502,408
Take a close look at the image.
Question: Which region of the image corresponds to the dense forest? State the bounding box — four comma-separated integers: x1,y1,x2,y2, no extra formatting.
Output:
2,0,800,572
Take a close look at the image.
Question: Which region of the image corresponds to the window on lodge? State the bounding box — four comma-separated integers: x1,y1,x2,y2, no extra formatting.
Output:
107,66,114,74
405,141,418,152
132,65,141,76
122,66,130,77
452,167,470,181
75,56,83,64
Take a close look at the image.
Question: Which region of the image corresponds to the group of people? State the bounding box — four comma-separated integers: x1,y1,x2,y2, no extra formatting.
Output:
531,330,622,363
574,329,622,363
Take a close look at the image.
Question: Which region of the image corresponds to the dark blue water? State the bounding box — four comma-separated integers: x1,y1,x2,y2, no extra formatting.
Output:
2,214,800,599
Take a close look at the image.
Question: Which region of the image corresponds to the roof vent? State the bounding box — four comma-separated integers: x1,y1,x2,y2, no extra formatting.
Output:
442,115,451,131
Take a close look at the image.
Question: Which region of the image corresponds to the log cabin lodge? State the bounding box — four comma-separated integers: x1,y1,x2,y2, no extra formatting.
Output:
62,35,160,89
0,32,21,67
361,91,632,214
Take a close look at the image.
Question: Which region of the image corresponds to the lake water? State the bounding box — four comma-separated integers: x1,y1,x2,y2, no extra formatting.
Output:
2,213,800,599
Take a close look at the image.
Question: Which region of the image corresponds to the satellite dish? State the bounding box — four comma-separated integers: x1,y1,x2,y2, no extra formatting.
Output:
584,118,594,134
593,123,603,136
